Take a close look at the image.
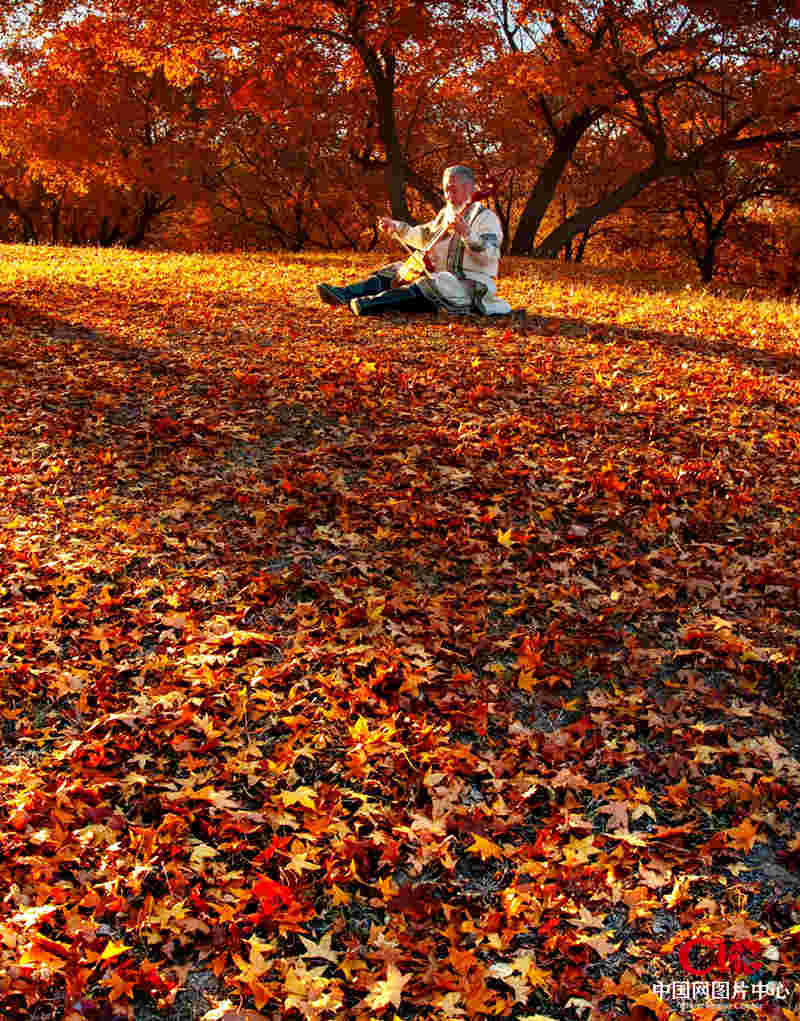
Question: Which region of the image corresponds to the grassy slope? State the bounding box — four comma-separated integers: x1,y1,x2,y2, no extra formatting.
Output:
0,245,799,1020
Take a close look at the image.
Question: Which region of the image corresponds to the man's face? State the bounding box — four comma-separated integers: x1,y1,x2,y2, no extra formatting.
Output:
443,170,473,208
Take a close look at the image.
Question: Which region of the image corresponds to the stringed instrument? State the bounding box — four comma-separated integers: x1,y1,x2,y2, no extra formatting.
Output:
390,185,495,288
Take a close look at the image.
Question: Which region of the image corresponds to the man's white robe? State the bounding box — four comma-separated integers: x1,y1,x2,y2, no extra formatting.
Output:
382,200,511,315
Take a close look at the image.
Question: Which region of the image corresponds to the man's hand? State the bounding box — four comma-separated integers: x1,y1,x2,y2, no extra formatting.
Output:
378,216,399,235
448,212,470,240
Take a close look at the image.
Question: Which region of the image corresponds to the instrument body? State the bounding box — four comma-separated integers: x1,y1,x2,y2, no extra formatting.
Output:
390,187,493,288
391,249,431,288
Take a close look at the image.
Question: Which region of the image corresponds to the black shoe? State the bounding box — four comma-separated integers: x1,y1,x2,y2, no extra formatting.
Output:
317,274,390,307
350,284,436,316
317,283,350,306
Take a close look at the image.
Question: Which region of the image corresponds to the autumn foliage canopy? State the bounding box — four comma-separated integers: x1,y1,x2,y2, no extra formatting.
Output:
1,0,800,282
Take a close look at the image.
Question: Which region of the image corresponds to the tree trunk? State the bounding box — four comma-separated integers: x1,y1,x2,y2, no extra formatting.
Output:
529,125,800,260
510,110,600,255
0,187,38,243
699,242,716,283
384,150,409,221
291,200,307,250
361,45,411,221
126,192,175,247
21,213,37,243
49,198,62,244
98,216,123,247
699,204,741,283
575,229,590,263
561,196,572,260
379,98,410,221
532,160,670,258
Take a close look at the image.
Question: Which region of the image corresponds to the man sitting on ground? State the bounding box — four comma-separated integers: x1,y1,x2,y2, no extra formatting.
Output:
316,165,510,316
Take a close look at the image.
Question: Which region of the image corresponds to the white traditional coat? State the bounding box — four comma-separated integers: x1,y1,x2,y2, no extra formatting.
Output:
382,201,511,315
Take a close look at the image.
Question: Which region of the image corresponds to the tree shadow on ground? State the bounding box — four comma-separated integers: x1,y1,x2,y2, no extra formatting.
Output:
512,311,800,380
0,296,353,577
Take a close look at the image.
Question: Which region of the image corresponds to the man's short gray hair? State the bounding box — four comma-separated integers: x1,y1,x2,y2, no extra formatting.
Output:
445,165,475,184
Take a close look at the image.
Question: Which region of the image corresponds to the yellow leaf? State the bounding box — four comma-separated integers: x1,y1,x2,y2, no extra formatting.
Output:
280,786,317,809
192,787,243,811
497,527,513,548
467,833,505,860
104,970,136,1001
525,965,552,990
578,931,621,958
365,963,412,1010
287,850,321,874
331,884,351,905
99,939,132,961
18,946,67,970
376,875,398,901
518,670,543,692
349,716,371,740
563,835,598,864
299,931,340,964
726,817,760,851
190,843,219,869
632,989,671,1018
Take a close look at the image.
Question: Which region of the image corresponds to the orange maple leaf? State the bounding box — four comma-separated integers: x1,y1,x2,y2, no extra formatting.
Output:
725,818,760,851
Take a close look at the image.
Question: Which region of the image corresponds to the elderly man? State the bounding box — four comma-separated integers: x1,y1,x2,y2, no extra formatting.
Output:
316,165,511,316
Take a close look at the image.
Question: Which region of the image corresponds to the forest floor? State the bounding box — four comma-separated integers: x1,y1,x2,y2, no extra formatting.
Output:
0,245,799,1021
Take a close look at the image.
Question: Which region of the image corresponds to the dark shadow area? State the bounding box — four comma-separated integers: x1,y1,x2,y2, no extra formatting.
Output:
0,297,198,378
0,294,355,567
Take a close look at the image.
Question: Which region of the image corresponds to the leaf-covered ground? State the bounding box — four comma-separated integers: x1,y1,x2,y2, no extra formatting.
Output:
1,245,799,1021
